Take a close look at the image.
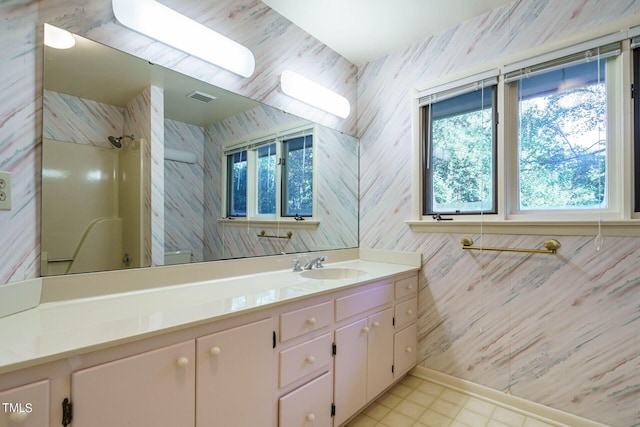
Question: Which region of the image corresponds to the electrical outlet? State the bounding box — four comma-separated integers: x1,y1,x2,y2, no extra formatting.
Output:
0,171,11,210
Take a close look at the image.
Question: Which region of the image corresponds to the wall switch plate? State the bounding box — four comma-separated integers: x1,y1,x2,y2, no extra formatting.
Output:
0,171,11,210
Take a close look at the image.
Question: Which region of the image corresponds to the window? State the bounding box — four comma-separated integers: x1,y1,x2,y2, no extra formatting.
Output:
282,135,313,217
227,151,247,217
421,84,497,215
223,126,315,220
410,30,638,233
633,44,640,212
506,51,614,213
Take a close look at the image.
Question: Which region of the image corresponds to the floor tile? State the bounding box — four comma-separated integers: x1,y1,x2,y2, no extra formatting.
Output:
344,374,584,427
378,392,404,409
379,410,415,427
418,409,454,427
394,400,427,420
430,398,462,418
365,403,391,421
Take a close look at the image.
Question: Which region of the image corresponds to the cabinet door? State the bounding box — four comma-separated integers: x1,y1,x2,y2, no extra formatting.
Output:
366,308,394,401
333,318,367,427
72,340,195,427
0,380,49,427
279,372,332,427
196,318,274,427
394,323,418,378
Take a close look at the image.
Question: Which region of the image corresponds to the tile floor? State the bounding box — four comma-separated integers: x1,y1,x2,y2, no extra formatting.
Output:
344,374,559,427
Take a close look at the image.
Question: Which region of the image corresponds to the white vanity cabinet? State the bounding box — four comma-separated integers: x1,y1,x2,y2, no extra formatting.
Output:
196,317,274,426
71,340,195,427
393,275,418,379
333,284,395,426
0,380,49,427
0,264,420,427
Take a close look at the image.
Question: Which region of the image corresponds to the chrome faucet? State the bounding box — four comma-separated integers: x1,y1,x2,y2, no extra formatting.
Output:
304,256,327,270
291,258,303,272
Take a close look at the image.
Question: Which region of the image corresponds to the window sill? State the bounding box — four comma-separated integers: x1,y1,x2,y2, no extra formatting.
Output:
405,218,640,236
218,218,320,230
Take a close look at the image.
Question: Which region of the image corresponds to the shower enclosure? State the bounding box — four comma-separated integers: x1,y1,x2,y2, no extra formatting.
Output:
41,137,144,276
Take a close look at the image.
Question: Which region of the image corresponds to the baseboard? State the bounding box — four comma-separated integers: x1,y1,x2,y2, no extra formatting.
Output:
409,366,609,427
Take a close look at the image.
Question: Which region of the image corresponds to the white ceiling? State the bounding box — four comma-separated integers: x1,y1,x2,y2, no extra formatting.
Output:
262,0,513,66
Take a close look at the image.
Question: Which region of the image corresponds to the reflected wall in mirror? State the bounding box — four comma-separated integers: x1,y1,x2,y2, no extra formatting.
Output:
42,26,359,276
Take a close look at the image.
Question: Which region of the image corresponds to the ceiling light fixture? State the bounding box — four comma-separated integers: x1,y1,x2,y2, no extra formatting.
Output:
112,0,255,78
44,24,76,50
280,70,351,118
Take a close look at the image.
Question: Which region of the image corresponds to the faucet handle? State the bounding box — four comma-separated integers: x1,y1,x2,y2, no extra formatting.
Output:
291,258,302,272
317,256,327,268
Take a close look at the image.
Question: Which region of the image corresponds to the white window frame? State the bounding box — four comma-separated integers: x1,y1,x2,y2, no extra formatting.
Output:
221,123,319,227
408,21,640,236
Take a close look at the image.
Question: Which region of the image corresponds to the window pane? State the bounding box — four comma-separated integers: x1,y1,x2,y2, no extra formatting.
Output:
518,60,607,210
283,135,313,216
257,143,277,215
426,86,495,214
227,151,247,216
634,48,640,212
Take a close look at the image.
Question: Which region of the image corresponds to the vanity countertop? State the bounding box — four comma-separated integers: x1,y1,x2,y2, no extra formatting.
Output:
0,256,419,375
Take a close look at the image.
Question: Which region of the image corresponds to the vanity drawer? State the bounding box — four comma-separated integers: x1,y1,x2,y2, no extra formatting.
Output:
279,333,332,388
394,323,418,378
395,275,418,300
335,283,393,322
279,371,332,427
280,301,332,342
394,297,417,329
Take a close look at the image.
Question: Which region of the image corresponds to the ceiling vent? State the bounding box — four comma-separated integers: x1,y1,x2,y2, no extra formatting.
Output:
187,90,217,103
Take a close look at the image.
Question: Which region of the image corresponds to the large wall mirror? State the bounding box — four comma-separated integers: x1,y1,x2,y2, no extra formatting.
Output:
42,26,359,276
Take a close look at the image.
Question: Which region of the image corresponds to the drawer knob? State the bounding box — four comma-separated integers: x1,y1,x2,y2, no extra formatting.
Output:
210,346,222,356
306,356,316,364
177,356,189,367
405,346,413,353
407,284,414,290
372,321,380,328
307,317,316,325
306,413,316,422
406,309,413,315
8,411,29,423
362,326,370,333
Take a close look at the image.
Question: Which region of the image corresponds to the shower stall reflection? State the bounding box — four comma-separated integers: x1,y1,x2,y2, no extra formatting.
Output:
41,137,145,276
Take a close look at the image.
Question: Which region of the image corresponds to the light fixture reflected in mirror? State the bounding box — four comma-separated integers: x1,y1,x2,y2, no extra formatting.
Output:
112,0,255,78
44,23,76,49
280,70,351,118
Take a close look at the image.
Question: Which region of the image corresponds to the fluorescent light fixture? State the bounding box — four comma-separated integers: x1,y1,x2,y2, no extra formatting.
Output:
112,0,255,78
44,24,76,49
280,70,351,118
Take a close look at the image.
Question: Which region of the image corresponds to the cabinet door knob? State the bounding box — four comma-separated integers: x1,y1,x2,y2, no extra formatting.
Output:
176,356,189,367
307,317,316,325
362,326,370,333
406,309,413,315
8,411,29,423
407,284,414,290
306,356,316,364
306,413,315,422
372,321,380,328
405,346,413,353
210,346,222,356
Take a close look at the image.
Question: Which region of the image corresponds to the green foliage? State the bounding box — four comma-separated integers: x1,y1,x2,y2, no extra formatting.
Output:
519,84,606,209
431,108,494,212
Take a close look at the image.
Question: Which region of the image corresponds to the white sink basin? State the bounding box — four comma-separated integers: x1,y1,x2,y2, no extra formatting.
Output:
300,268,365,280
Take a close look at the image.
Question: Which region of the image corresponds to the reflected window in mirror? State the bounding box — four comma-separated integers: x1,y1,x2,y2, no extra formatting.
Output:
224,125,316,220
227,151,248,217
282,135,313,217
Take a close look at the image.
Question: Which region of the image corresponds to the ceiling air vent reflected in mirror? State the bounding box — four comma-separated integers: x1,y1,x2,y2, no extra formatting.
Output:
187,90,217,103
